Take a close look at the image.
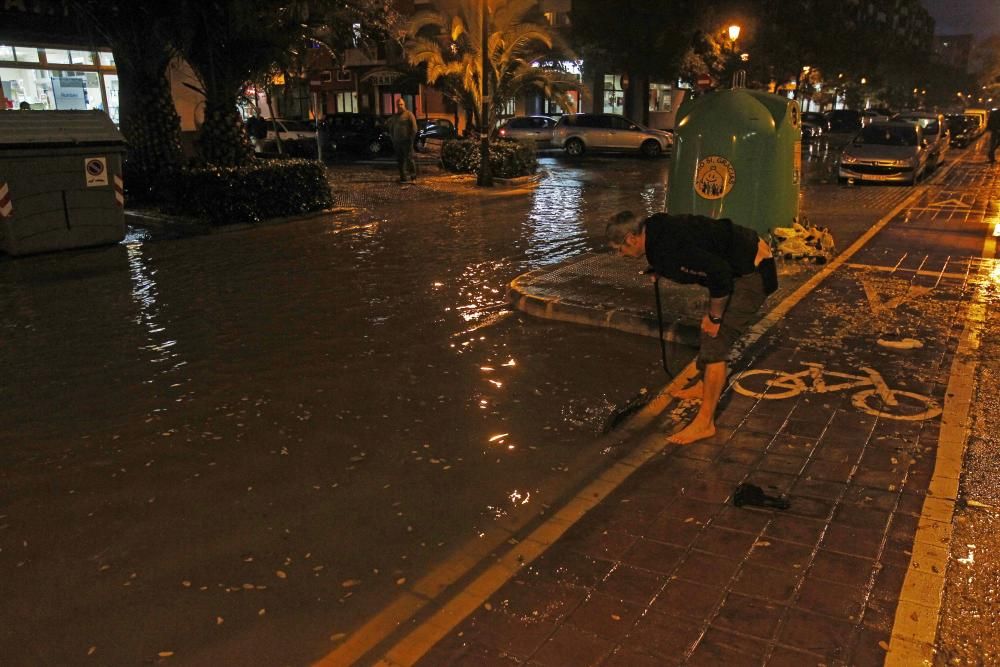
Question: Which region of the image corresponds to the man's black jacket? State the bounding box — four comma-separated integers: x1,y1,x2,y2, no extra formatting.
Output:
644,213,760,299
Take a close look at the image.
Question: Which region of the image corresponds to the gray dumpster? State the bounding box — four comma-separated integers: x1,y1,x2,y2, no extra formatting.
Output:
0,110,126,256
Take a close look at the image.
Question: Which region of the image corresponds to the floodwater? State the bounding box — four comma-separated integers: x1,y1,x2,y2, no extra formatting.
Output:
0,158,678,664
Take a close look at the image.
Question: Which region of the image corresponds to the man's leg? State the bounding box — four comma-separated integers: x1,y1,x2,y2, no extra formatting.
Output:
667,361,724,444
395,145,407,182
406,146,417,180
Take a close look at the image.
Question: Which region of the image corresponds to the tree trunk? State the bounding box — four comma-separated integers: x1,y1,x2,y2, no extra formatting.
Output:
196,99,254,167
117,64,184,201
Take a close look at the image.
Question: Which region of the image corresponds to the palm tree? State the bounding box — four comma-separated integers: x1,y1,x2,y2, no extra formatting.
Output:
72,1,184,199
177,0,399,167
404,0,582,139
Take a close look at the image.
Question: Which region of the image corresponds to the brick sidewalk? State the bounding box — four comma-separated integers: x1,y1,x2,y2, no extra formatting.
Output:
412,155,997,666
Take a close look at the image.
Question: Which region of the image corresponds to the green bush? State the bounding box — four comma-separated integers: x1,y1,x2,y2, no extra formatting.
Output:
441,139,537,179
159,159,332,225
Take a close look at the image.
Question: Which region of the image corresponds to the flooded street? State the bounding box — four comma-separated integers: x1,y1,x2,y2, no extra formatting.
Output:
0,158,676,664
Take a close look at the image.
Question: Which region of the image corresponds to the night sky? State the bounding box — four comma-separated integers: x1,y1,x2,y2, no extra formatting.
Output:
922,0,1000,39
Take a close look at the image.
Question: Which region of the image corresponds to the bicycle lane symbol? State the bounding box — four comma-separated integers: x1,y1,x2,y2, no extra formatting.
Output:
731,362,941,421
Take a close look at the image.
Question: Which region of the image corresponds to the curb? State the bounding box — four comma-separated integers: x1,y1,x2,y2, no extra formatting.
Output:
124,206,354,239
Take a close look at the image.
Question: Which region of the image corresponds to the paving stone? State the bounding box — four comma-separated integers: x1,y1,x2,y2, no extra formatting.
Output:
821,523,885,560
730,562,801,603
688,627,768,665
596,565,666,606
597,647,666,667
625,610,702,661
764,514,826,550
809,550,877,588
531,624,614,667
712,592,785,638
796,576,867,622
672,552,743,588
651,577,725,619
454,607,560,660
709,505,773,534
619,538,686,575
691,525,762,558
745,537,815,571
777,608,856,658
564,592,642,642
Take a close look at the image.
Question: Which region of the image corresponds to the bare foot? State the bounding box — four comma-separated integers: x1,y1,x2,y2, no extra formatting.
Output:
671,381,703,401
667,421,716,445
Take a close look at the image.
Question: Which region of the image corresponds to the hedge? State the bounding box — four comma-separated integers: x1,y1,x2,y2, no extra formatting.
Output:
441,139,537,179
159,159,333,225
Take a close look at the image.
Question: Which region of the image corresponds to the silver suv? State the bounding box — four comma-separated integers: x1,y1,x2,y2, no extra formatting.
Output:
551,113,673,157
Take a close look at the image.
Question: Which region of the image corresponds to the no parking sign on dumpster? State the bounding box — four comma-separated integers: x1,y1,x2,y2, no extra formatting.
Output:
84,157,108,187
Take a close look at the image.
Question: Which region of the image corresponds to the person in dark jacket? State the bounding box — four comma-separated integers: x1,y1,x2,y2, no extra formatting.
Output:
608,211,778,444
987,109,1000,163
388,98,418,182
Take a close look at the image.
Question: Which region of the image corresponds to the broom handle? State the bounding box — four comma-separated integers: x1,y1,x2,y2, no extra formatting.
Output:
654,277,672,377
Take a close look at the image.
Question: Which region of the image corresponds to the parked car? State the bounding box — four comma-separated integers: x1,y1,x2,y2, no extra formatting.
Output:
838,121,929,185
415,116,457,150
254,118,317,156
498,115,558,146
551,113,673,157
825,109,863,133
323,113,392,157
946,114,980,148
800,117,824,142
893,111,949,168
861,107,893,125
801,112,830,133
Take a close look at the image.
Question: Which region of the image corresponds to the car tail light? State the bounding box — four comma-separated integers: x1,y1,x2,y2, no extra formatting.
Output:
500,128,507,137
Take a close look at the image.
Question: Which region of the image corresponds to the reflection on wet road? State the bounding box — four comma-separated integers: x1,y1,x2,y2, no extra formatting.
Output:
0,158,672,664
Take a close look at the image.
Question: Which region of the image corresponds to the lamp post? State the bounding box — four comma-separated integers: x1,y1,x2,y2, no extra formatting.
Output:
727,24,741,88
477,0,493,187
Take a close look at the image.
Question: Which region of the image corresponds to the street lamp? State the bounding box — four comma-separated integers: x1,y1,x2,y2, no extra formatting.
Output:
728,24,741,42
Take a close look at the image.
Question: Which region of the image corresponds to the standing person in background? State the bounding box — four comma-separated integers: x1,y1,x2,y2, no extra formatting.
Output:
987,108,1000,163
388,98,418,183
607,211,778,445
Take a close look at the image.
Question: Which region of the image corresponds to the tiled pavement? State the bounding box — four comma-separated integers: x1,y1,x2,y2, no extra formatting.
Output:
411,154,998,665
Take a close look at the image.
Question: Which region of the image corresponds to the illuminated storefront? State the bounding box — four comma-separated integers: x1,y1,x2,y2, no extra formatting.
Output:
0,2,119,121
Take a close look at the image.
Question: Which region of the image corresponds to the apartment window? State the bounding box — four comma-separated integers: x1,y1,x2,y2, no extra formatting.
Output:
335,91,358,113
337,68,352,82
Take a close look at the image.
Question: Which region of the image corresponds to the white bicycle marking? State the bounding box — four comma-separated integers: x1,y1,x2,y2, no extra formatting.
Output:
732,362,942,421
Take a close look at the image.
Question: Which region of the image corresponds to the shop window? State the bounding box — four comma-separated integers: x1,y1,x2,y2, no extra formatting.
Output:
648,83,672,112
45,49,69,64
0,67,103,111
99,52,115,67
103,73,120,124
603,74,624,115
14,47,39,63
0,45,14,61
71,50,94,65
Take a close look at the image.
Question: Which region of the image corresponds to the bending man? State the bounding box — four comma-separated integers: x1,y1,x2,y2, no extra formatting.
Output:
608,211,778,444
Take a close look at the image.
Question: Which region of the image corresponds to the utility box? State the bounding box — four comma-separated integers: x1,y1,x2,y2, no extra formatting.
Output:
668,89,800,238
0,110,126,256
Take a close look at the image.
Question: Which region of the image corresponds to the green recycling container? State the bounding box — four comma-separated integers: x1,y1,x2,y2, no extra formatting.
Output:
668,89,801,238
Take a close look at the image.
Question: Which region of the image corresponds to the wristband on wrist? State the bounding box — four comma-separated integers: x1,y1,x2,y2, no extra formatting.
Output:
708,313,723,324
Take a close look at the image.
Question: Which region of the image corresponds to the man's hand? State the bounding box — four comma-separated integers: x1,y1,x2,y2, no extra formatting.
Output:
701,314,721,337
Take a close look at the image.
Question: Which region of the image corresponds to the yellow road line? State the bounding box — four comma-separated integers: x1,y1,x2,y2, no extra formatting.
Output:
886,170,994,664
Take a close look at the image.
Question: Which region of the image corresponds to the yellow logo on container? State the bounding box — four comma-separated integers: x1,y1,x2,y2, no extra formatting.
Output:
695,156,736,200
